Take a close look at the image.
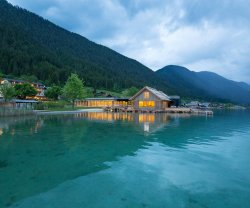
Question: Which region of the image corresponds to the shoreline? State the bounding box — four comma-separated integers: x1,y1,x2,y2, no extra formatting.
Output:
3,106,249,117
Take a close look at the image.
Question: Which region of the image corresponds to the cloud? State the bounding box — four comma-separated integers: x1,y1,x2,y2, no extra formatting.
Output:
7,0,250,83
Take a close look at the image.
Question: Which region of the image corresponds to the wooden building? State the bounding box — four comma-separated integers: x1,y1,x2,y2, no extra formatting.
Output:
75,86,173,111
75,98,130,108
130,86,171,110
0,99,38,109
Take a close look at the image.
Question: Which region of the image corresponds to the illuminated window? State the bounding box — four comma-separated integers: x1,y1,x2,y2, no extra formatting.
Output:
139,101,155,108
144,91,149,99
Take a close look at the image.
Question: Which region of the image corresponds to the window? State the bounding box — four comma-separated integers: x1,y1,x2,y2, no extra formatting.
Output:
139,101,155,108
144,91,149,99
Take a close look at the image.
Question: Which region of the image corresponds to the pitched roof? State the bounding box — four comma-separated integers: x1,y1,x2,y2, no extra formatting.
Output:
130,86,171,101
85,97,116,100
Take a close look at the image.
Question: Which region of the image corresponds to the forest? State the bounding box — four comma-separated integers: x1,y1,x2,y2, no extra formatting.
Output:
1,0,250,104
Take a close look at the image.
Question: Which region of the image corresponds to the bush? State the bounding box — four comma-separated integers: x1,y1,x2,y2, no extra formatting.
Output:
46,101,66,109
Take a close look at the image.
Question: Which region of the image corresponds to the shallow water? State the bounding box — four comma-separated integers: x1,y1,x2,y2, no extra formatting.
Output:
0,111,250,208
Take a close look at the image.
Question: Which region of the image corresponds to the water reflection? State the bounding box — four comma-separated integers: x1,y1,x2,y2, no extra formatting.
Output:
0,111,250,207
76,112,172,134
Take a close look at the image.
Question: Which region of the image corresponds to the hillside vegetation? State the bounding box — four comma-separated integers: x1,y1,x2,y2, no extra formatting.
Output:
156,65,250,104
1,0,250,104
0,0,167,91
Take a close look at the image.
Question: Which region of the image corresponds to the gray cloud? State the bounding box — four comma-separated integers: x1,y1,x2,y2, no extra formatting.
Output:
7,0,250,83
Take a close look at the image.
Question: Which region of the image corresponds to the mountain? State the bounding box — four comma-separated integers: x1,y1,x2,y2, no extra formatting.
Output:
236,82,250,91
0,0,168,91
156,65,250,104
1,0,250,104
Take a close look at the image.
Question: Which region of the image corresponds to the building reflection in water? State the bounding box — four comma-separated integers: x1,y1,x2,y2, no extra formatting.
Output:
75,112,172,133
0,112,192,137
80,112,134,122
0,117,44,137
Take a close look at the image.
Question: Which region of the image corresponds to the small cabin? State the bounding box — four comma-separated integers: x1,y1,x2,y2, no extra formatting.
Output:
130,86,171,110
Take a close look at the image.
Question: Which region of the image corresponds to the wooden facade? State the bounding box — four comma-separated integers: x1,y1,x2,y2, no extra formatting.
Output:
75,98,130,108
130,86,171,110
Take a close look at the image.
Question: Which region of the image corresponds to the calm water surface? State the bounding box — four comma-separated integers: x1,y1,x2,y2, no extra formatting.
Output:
0,111,250,208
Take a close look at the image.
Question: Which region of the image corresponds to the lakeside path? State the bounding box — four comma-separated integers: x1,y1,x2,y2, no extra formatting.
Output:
35,108,103,115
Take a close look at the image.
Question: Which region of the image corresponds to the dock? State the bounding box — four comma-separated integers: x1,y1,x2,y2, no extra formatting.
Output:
103,107,213,115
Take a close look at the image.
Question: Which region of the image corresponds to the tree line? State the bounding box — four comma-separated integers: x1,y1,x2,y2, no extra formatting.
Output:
0,73,85,107
0,73,140,109
0,0,166,93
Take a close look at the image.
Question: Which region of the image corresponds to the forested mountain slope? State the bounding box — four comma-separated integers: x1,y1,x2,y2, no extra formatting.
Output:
0,0,167,91
1,0,250,104
156,65,250,104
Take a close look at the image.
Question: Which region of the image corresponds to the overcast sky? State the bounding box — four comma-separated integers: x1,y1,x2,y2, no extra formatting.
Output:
7,0,250,83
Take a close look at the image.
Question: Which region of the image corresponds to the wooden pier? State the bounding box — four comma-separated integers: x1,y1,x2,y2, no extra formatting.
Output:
103,107,213,115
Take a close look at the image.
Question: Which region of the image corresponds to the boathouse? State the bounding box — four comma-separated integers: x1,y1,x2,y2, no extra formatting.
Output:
130,86,171,110
75,86,173,111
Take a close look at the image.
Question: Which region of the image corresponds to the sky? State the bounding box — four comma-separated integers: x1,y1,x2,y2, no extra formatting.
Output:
7,0,250,83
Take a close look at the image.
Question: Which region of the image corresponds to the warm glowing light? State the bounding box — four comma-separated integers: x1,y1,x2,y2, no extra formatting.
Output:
88,100,113,107
85,112,133,122
75,100,129,107
144,91,149,99
139,114,155,123
139,101,155,108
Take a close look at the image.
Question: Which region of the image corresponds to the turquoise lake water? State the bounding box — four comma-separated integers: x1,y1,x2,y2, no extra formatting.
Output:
0,110,250,208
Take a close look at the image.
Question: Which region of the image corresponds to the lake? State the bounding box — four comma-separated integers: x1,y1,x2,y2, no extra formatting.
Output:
0,110,250,208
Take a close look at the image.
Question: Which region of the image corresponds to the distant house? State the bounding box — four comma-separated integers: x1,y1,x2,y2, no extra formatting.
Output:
186,101,200,108
130,86,171,110
0,78,46,100
13,99,38,109
200,102,211,108
186,101,211,109
0,98,38,109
